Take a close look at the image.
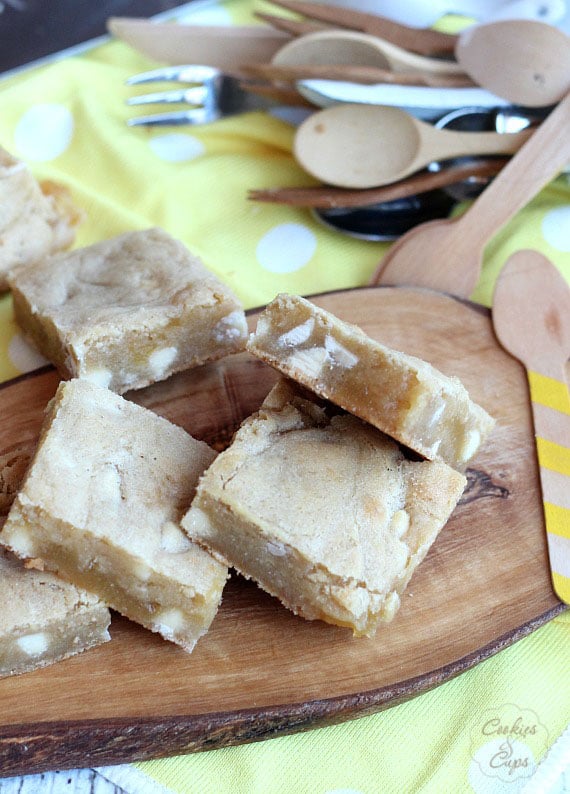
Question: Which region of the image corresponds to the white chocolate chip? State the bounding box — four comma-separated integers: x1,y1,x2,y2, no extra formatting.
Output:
17,632,48,656
97,462,123,507
390,509,410,538
278,318,315,347
148,346,177,379
382,591,401,621
324,335,359,369
287,347,329,378
458,429,481,463
155,608,185,637
132,559,152,582
83,368,113,389
428,402,446,427
4,526,35,557
213,311,247,342
253,316,270,337
266,540,287,557
160,521,193,554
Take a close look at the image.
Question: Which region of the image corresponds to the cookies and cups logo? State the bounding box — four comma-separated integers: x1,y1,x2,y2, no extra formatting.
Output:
468,704,549,793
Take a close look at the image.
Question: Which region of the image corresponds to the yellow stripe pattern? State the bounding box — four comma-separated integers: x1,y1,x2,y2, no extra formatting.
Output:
552,570,570,603
528,371,570,415
536,437,570,476
544,502,570,539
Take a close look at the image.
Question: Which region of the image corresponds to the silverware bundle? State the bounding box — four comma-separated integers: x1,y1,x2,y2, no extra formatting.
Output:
109,1,568,236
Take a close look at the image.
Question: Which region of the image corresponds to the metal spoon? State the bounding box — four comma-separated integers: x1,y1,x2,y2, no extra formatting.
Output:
311,190,456,241
455,19,570,106
294,103,532,189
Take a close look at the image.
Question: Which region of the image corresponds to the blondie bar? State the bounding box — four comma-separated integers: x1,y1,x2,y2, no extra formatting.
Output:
0,379,228,653
247,294,495,469
182,379,466,636
0,146,80,291
9,227,248,394
0,548,110,677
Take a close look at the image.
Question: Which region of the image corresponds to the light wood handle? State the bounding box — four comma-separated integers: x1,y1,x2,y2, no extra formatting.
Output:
453,93,570,243
240,62,474,87
107,18,290,68
526,370,570,604
421,126,532,164
265,0,458,56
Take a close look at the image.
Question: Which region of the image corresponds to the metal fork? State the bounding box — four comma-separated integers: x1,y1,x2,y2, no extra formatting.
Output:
125,64,306,126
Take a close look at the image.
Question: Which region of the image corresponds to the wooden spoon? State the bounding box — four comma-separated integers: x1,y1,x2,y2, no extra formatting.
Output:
492,250,570,604
456,19,570,107
107,19,290,70
294,104,531,189
371,92,570,298
248,158,506,208
272,29,467,76
241,62,475,88
257,0,458,57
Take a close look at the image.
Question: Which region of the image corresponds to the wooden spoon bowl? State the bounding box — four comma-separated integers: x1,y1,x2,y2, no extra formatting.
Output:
371,92,570,298
273,28,466,76
294,103,530,189
456,19,570,107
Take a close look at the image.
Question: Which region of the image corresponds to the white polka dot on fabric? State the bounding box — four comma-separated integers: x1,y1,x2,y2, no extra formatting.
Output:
177,3,232,24
541,205,570,252
8,334,49,373
149,133,205,162
256,223,317,274
14,103,73,162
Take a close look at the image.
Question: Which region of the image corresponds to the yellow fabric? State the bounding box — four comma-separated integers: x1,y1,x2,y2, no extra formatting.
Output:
0,1,568,792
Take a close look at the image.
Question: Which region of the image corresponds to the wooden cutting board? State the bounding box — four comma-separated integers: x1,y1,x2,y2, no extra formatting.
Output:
0,286,564,777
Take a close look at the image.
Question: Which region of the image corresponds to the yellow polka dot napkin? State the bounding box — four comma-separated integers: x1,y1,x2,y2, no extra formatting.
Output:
0,0,568,792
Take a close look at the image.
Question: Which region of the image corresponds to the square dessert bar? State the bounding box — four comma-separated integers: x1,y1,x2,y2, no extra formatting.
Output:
0,146,80,291
0,548,110,678
247,294,495,469
182,379,467,637
0,379,228,653
8,227,248,394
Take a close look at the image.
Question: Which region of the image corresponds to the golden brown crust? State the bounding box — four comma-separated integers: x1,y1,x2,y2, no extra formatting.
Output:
183,379,466,636
8,228,248,393
247,293,495,469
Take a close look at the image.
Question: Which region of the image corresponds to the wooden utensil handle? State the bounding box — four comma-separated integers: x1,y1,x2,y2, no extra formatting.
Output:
454,93,570,243
527,369,570,603
424,127,532,163
240,63,474,87
265,0,458,56
255,12,326,37
107,19,290,68
248,159,507,208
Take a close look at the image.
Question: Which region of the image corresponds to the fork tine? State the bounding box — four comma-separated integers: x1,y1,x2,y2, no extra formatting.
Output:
127,108,218,126
126,86,208,106
126,64,220,85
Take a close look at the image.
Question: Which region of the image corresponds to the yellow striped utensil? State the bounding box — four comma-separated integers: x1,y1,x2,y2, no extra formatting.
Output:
493,249,570,604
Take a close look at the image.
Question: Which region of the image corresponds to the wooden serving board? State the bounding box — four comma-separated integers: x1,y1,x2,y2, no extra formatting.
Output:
0,287,564,777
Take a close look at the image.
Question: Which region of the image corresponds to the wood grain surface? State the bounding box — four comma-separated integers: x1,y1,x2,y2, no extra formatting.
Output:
0,287,564,777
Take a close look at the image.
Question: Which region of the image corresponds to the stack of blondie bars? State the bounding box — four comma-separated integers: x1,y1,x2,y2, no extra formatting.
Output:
0,147,494,678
